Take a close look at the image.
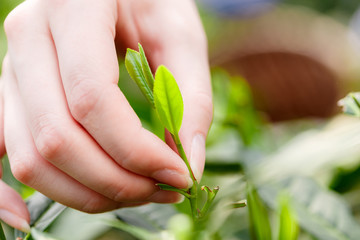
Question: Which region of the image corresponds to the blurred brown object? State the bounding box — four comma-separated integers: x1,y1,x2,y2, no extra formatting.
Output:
206,6,360,121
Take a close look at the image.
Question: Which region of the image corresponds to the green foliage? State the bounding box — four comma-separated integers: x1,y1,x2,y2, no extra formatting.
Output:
125,44,221,231
168,214,193,240
0,223,6,240
125,48,155,107
28,228,59,240
138,44,154,91
15,193,66,240
105,219,157,240
260,177,360,240
153,65,184,136
210,69,261,146
278,195,298,240
247,184,272,240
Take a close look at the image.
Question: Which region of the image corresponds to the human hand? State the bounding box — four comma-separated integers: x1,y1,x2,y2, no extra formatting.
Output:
1,0,212,219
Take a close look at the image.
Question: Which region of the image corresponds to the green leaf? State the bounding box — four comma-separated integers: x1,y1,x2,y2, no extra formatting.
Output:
0,222,6,240
338,92,360,117
259,177,360,240
153,65,183,136
30,228,59,240
278,194,298,240
138,43,155,91
228,200,247,209
105,219,158,240
14,193,66,239
125,48,154,107
157,184,192,198
247,184,272,240
114,204,177,232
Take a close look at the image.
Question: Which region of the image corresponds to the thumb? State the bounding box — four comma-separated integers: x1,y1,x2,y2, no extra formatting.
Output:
146,9,212,182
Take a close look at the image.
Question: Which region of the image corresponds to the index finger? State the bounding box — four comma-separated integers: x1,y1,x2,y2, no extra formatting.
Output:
46,0,191,188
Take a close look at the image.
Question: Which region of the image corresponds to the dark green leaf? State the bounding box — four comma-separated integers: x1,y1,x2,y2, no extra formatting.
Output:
157,184,192,198
153,65,183,136
247,184,272,240
338,92,360,117
0,222,6,240
125,48,154,107
138,43,154,91
229,200,247,209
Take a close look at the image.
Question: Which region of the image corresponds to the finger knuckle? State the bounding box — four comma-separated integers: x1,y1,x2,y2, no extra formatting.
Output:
4,3,31,39
67,76,101,123
35,122,65,160
9,152,36,185
112,186,136,202
81,196,107,213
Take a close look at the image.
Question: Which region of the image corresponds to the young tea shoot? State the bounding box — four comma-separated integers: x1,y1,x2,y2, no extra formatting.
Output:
125,43,219,223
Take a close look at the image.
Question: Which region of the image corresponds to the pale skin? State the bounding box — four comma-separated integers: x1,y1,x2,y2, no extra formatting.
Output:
0,0,213,233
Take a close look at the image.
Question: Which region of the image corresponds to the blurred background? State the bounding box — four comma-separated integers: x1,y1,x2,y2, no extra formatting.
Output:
2,0,360,239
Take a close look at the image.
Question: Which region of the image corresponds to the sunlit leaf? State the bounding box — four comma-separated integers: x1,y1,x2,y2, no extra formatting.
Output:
125,48,154,107
247,184,272,240
278,194,298,240
138,43,154,91
153,65,183,136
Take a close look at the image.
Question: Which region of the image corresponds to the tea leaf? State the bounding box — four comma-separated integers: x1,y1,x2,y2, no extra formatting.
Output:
157,183,192,198
153,65,183,136
138,44,154,91
125,49,154,107
278,195,298,240
247,184,272,240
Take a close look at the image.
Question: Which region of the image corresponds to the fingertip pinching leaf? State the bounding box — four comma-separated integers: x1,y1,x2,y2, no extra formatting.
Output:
125,48,155,107
154,65,184,136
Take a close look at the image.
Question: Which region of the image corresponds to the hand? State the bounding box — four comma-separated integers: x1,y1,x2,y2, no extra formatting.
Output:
1,0,212,222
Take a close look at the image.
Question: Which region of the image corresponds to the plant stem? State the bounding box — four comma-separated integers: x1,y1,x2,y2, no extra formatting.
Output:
172,133,199,221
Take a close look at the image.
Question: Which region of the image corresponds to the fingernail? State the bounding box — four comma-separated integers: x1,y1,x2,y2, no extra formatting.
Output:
0,209,30,233
190,134,206,182
176,195,185,204
152,169,192,189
